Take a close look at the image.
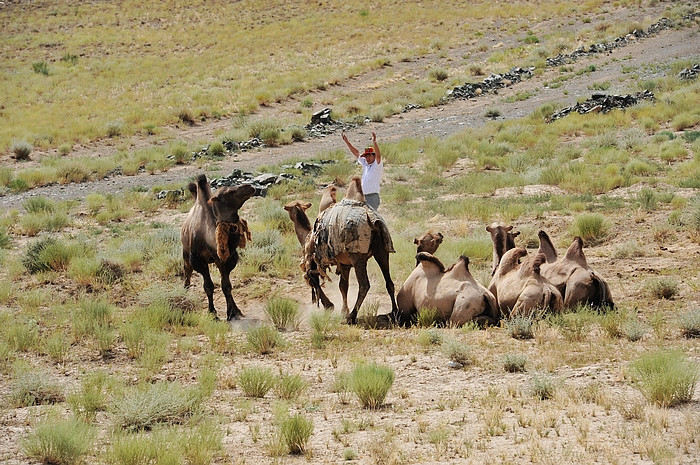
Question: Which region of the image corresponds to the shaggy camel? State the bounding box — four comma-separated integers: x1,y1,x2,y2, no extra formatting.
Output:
414,230,443,265
488,247,563,318
486,222,520,275
181,174,255,320
283,197,334,309
537,230,614,309
396,252,499,326
305,177,398,324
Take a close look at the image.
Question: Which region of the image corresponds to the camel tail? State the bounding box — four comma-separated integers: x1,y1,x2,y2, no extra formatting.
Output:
591,273,615,310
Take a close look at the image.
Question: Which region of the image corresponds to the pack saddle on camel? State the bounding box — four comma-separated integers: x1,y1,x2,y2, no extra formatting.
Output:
302,177,398,324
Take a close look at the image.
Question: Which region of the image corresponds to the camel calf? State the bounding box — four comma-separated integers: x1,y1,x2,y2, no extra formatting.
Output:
488,247,563,318
397,252,499,326
181,174,255,320
486,222,520,275
537,230,614,309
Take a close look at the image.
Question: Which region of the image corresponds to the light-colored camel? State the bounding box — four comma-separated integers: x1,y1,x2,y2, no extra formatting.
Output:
537,230,614,309
396,252,499,326
181,174,255,320
283,198,334,309
414,230,443,265
486,222,520,275
488,247,563,318
304,177,398,324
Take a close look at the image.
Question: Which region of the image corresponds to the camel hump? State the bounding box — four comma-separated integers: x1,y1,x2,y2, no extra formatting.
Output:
565,236,587,263
459,255,470,269
345,176,365,202
499,247,527,274
416,252,445,273
530,252,546,274
537,230,558,262
187,182,198,198
195,174,212,202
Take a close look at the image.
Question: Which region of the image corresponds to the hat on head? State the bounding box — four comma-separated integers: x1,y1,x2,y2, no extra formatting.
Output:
361,147,375,157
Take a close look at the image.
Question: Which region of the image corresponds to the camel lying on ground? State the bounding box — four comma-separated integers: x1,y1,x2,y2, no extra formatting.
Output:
537,230,614,309
414,230,443,265
283,197,334,309
488,247,563,318
486,222,520,275
304,177,398,324
396,252,499,326
181,174,255,320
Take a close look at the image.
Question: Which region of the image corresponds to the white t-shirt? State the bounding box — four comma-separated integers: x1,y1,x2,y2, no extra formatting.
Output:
358,158,383,195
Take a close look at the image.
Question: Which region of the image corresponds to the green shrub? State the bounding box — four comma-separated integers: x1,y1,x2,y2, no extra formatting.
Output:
309,310,342,348
570,213,609,245
23,196,55,213
504,315,534,339
208,141,225,157
4,319,39,352
237,365,276,398
530,373,557,400
106,121,123,137
11,141,33,160
264,297,301,330
621,318,647,342
23,237,80,273
111,381,203,431
275,373,308,400
350,362,395,409
503,353,527,373
331,370,353,404
646,277,679,299
67,370,113,421
22,416,95,465
636,187,658,212
416,306,439,328
679,308,700,338
0,228,10,249
43,332,70,364
289,127,307,141
628,350,699,407
246,324,283,355
417,328,443,347
429,68,449,81
442,338,472,366
10,369,65,407
32,61,49,75
279,413,313,454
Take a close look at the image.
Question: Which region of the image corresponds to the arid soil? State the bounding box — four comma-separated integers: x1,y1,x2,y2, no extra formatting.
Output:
1,5,700,465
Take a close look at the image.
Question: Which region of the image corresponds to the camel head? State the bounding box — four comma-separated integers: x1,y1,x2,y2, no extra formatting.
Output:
414,230,444,255
537,230,558,263
208,183,256,223
487,222,518,274
319,185,338,214
344,176,365,202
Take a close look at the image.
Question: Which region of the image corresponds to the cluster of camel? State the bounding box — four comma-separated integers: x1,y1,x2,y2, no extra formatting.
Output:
181,175,613,325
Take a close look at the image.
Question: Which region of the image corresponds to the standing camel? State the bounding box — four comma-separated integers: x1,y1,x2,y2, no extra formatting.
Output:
305,177,398,324
181,174,255,320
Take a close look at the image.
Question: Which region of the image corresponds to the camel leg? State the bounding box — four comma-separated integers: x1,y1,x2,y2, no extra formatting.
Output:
337,264,352,320
190,255,218,319
183,252,194,288
349,258,370,325
372,239,398,321
217,257,243,321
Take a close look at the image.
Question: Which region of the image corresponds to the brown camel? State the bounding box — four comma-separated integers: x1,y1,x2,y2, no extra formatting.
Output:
181,174,255,320
396,252,499,326
486,222,520,275
414,230,443,265
488,247,563,318
283,198,334,309
305,177,398,324
537,230,614,309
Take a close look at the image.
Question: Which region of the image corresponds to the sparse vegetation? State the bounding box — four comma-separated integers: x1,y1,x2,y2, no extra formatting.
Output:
22,416,96,465
628,350,699,407
237,365,277,398
350,362,395,409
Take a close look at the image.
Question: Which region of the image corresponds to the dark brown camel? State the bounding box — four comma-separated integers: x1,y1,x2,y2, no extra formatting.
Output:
305,177,398,324
486,222,520,275
181,174,255,320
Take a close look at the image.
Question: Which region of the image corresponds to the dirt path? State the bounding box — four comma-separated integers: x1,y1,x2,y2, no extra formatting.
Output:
1,23,698,211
